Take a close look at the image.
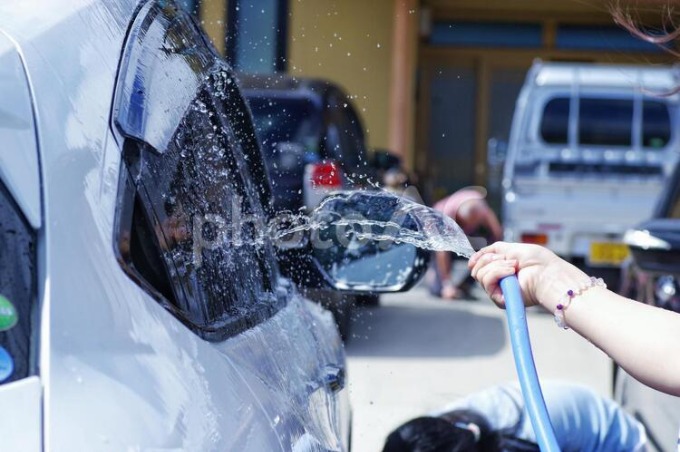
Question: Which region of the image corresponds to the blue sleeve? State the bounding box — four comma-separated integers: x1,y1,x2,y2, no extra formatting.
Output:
437,381,646,451
539,382,646,452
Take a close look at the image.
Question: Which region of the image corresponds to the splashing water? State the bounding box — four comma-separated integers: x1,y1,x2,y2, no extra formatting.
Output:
280,191,476,258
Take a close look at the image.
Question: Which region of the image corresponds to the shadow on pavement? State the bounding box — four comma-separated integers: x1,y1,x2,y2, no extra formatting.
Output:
345,302,506,358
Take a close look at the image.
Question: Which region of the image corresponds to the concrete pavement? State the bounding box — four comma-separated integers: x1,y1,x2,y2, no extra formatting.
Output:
346,285,612,452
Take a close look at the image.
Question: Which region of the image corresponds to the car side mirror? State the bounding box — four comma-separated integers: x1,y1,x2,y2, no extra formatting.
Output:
624,219,680,273
275,191,430,293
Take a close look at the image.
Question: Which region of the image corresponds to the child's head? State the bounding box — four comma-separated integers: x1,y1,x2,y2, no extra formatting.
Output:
382,410,540,452
382,412,487,452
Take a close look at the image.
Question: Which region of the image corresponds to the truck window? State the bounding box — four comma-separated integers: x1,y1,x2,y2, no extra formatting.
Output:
579,98,633,147
540,97,569,144
540,97,671,149
642,100,671,149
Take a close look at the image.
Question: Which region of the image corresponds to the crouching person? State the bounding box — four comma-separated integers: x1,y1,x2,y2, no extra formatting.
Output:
382,381,646,452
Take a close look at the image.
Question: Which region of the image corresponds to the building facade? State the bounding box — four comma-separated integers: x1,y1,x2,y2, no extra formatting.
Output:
196,0,676,202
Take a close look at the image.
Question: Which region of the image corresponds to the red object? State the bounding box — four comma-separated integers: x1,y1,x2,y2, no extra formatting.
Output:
521,233,548,245
310,161,342,188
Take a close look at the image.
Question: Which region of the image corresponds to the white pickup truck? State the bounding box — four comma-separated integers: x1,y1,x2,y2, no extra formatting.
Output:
502,62,680,285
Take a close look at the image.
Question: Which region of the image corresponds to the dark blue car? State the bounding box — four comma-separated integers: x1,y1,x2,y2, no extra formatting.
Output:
240,73,374,213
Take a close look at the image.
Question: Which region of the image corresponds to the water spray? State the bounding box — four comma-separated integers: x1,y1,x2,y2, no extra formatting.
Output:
306,191,560,450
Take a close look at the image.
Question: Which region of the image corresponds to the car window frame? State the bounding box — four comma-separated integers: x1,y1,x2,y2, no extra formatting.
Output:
110,0,285,342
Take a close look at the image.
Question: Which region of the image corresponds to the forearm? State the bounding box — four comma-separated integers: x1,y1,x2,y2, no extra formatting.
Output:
471,241,680,396
542,280,680,396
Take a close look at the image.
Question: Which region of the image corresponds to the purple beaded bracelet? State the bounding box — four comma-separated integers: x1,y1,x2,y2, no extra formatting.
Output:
554,276,606,329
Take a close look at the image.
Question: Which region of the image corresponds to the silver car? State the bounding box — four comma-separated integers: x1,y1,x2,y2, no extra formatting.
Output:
0,1,427,450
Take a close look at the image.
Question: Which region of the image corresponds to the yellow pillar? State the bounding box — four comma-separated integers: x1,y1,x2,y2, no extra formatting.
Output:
388,0,419,169
288,0,395,152
199,0,227,55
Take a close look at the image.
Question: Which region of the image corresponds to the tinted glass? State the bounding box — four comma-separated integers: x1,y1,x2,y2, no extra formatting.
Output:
642,100,671,149
0,182,36,383
120,75,282,340
540,97,569,144
115,3,283,340
579,98,633,146
327,93,368,176
248,97,322,159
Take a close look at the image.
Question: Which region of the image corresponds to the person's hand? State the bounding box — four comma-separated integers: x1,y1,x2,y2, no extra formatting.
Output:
468,242,583,310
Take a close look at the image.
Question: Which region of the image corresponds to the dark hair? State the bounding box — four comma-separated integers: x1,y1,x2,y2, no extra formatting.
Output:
383,409,540,452
382,416,480,452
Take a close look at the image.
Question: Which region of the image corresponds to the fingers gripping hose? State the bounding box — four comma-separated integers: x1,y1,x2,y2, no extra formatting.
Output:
500,275,560,452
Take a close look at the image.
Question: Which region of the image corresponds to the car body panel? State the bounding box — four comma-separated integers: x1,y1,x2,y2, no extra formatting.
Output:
0,1,349,450
0,376,42,452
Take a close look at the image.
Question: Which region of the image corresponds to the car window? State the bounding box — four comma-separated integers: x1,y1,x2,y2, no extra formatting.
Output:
326,92,368,176
540,97,667,149
642,100,671,149
0,181,37,384
114,2,283,341
579,98,633,147
539,97,569,144
247,96,322,159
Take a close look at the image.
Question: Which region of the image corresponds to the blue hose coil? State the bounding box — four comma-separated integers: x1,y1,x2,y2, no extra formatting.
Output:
500,275,560,452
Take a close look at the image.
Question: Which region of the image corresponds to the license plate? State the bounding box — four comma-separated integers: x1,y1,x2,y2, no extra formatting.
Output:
588,242,629,266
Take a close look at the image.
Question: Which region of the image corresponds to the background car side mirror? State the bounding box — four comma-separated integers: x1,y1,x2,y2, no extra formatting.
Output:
624,219,680,273
276,191,430,293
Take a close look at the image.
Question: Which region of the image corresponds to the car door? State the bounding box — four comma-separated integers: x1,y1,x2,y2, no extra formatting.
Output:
0,31,42,452
110,2,349,450
22,1,347,450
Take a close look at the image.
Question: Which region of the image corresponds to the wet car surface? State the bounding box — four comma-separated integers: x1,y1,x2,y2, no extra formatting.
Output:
0,1,352,449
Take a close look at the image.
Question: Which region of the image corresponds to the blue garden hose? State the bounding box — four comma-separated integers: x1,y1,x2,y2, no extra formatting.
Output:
500,275,560,452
